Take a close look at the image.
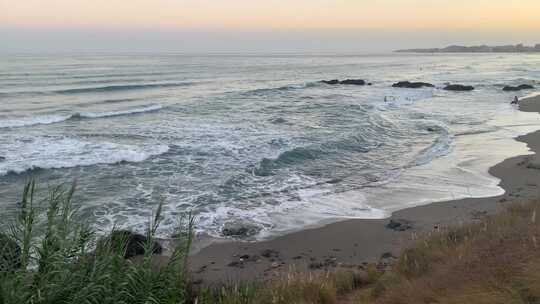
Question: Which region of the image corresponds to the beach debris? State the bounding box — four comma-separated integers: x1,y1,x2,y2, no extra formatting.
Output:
443,84,475,91
471,210,488,220
380,252,396,259
392,81,434,88
309,262,325,269
261,249,279,259
309,257,339,270
237,254,261,263
386,219,413,231
227,261,244,268
503,84,534,91
195,265,208,274
526,162,540,170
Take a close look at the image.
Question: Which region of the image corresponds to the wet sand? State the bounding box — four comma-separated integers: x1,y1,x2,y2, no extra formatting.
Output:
189,95,540,285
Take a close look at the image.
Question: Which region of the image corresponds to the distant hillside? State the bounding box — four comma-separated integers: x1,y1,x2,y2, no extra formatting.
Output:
396,44,540,53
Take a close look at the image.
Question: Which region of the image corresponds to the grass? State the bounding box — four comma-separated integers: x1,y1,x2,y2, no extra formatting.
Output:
0,180,195,304
197,270,375,304
370,201,540,304
2,181,540,303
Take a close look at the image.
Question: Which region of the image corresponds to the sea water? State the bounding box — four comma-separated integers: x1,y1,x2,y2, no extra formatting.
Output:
0,53,539,240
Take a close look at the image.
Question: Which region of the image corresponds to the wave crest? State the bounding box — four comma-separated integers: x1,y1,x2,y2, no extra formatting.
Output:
0,105,163,129
0,137,169,176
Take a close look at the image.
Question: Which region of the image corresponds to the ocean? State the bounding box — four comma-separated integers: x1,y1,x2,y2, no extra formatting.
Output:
1,53,539,241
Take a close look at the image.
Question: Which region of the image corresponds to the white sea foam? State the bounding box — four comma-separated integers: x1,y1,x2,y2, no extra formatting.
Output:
0,136,169,176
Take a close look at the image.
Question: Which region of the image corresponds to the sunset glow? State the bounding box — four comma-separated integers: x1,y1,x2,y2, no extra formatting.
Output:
2,0,540,31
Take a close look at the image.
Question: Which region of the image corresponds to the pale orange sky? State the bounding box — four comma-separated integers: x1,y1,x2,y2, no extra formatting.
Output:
2,0,540,31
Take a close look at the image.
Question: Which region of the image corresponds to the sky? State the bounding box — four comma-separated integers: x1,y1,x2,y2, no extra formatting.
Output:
1,0,539,53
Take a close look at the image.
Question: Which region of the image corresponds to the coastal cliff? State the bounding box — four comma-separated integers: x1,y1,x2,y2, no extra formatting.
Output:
396,43,540,53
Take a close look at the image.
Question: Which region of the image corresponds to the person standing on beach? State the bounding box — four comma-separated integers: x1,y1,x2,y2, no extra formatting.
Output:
511,96,519,104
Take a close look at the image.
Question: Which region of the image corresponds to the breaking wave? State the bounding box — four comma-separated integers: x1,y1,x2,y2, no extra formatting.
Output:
0,105,163,128
0,136,169,176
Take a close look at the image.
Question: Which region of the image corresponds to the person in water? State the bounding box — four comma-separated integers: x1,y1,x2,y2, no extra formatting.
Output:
511,96,519,104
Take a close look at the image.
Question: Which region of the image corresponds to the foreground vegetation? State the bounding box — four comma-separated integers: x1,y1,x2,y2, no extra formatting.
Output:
1,181,540,303
0,181,194,304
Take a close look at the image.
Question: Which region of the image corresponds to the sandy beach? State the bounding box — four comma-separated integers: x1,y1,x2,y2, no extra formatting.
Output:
190,94,540,285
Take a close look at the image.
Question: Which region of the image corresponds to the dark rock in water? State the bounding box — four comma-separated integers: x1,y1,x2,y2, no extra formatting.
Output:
392,81,434,88
222,221,261,238
321,79,340,85
326,178,343,184
321,79,367,85
0,233,21,271
443,84,475,91
102,230,162,259
367,83,373,86
270,117,287,124
0,156,5,162
502,84,534,91
386,219,413,231
340,79,366,85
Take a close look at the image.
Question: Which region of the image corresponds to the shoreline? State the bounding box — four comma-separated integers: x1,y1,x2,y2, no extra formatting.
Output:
189,94,540,284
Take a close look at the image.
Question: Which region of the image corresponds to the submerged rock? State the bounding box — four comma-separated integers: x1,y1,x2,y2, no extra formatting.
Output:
443,84,475,91
270,117,287,124
102,230,163,259
502,84,534,91
222,221,261,238
340,79,366,85
392,81,434,88
386,219,413,231
0,233,21,271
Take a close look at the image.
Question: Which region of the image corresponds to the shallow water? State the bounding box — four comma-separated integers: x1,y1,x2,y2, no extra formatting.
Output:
1,53,539,240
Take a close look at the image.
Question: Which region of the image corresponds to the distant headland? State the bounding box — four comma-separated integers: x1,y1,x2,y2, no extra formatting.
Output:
396,43,540,53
